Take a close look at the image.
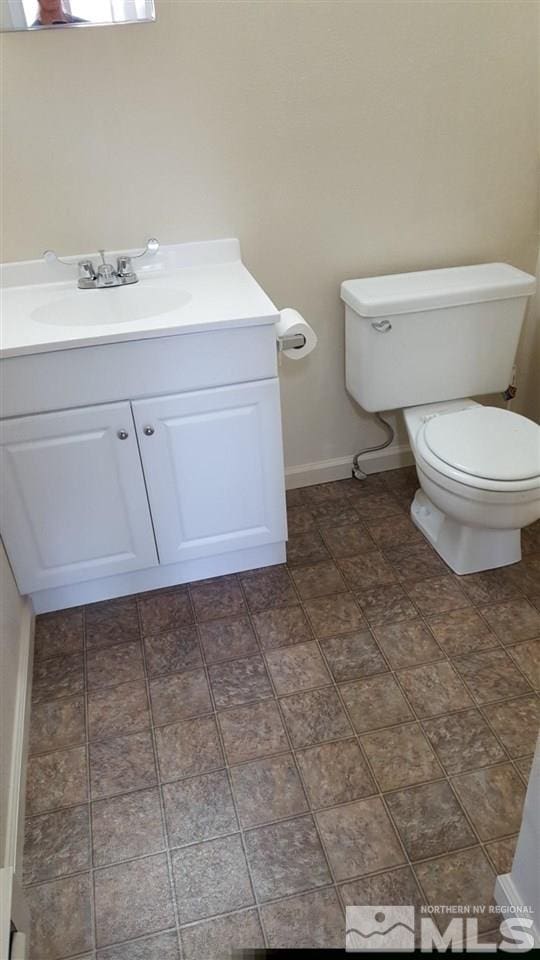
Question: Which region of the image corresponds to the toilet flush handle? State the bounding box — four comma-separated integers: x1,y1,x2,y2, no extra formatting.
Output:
371,319,392,333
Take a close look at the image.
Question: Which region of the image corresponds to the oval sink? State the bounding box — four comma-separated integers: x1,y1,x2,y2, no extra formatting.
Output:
32,283,192,327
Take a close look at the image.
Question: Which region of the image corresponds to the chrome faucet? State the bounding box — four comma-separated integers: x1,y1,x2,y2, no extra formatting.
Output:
43,238,159,290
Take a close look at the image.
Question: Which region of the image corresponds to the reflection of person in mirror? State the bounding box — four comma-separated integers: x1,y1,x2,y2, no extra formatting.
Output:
33,0,87,26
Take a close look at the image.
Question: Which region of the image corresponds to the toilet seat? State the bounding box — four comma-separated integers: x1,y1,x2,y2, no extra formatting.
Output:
416,406,540,494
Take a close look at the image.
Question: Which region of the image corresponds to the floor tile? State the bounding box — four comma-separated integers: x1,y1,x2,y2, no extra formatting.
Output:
85,597,140,650
485,835,518,875
138,588,193,636
92,788,165,866
351,491,404,521
386,780,475,860
291,561,348,599
244,815,330,900
231,753,308,827
208,654,273,708
522,520,540,556
482,695,540,757
304,593,366,638
86,641,144,691
34,608,84,662
313,501,361,525
23,805,90,884
32,653,84,703
198,616,258,663
265,641,331,694
340,674,413,733
88,679,150,741
453,648,533,704
374,619,441,669
414,847,496,933
507,638,539,689
360,722,442,791
397,661,473,717
97,930,180,960
296,738,376,808
427,608,496,658
286,487,305,507
287,504,316,534
252,605,313,649
163,770,237,845
366,514,422,549
320,630,387,681
181,910,264,960
143,625,202,676
451,763,526,840
89,730,156,799
218,700,289,764
480,599,540,645
422,709,506,774
338,552,397,590
94,853,174,946
156,716,224,781
305,480,350,503
517,754,534,781
29,695,85,756
149,669,212,724
320,523,376,558
316,797,404,881
26,745,88,815
261,887,344,948
406,575,472,617
240,565,297,611
339,864,424,909
287,529,330,565
190,575,246,621
26,873,93,959
355,582,418,626
460,569,520,606
280,687,352,747
389,542,448,583
506,557,540,597
172,834,254,923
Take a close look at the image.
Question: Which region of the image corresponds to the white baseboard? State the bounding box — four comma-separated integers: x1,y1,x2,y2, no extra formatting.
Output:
494,873,540,948
285,442,414,489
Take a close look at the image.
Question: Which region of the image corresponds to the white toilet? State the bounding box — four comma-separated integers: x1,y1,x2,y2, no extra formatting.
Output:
341,262,540,575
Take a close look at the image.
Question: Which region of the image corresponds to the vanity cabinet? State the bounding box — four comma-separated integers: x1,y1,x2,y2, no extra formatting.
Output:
0,402,158,593
0,377,286,599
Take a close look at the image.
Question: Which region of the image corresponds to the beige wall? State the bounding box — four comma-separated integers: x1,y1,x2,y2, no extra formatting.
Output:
2,0,538,466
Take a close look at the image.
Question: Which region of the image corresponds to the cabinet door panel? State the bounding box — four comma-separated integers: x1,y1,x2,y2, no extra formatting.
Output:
133,380,286,564
0,403,158,593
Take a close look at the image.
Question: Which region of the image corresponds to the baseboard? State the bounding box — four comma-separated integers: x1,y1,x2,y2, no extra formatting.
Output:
5,600,34,879
494,873,540,948
285,442,414,489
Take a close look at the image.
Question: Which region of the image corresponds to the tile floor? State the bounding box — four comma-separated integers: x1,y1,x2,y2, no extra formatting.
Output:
23,466,540,959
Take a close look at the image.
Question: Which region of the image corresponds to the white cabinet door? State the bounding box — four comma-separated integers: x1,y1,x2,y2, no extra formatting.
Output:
0,402,158,593
133,380,286,565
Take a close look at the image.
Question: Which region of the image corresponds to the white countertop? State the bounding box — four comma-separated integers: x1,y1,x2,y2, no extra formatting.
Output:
0,239,279,359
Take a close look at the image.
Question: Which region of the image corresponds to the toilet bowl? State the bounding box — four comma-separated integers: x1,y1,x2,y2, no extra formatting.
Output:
404,400,540,575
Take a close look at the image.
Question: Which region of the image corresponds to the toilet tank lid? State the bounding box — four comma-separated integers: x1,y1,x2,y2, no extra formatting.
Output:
341,263,536,317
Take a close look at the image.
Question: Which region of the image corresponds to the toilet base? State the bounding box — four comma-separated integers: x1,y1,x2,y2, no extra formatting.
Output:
410,490,521,576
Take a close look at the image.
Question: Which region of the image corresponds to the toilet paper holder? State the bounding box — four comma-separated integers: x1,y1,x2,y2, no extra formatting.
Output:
277,332,307,352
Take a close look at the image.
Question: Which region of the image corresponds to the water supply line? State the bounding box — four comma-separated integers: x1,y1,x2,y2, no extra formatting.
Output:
352,413,395,480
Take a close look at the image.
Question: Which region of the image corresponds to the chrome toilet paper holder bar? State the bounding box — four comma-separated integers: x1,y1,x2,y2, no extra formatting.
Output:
277,333,307,351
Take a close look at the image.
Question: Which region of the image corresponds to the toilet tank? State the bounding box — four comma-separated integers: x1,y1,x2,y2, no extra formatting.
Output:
341,263,536,413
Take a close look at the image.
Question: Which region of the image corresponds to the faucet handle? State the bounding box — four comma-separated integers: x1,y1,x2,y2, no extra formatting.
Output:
130,237,160,260
43,249,75,267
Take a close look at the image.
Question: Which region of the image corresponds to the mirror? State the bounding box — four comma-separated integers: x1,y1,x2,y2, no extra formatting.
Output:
1,0,156,32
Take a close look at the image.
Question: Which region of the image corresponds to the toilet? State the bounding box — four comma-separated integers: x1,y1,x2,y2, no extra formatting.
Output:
341,262,540,575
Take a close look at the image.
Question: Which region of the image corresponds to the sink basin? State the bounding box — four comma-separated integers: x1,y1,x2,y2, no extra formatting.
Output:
32,282,192,327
